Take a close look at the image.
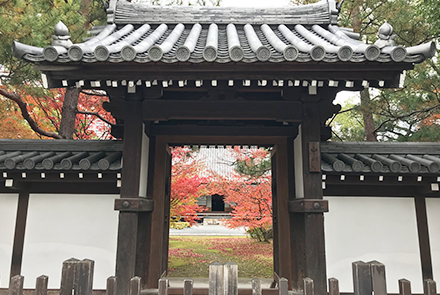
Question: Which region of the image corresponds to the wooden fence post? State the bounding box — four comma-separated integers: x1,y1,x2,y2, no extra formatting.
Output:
328,278,339,295
183,279,193,295
423,279,437,295
158,277,168,295
129,277,141,295
209,262,224,295
224,262,238,295
369,261,387,295
303,278,314,295
74,259,94,295
35,275,48,295
9,275,24,295
60,258,79,295
398,279,411,295
106,276,117,295
352,261,372,295
252,279,261,295
279,277,288,295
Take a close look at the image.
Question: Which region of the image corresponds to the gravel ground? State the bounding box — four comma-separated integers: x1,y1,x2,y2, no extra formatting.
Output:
169,224,247,236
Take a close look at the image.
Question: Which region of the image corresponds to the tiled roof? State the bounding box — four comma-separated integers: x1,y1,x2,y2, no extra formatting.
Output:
321,142,440,174
12,0,436,65
1,140,440,176
0,140,123,172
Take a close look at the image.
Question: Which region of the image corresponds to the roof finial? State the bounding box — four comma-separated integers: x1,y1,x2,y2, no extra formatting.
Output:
375,21,396,48
52,21,72,48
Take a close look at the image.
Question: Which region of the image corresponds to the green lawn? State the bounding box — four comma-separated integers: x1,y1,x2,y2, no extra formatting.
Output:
168,236,273,278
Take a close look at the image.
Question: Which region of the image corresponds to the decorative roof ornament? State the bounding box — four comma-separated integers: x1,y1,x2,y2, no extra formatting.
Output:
52,21,73,48
375,22,396,48
42,21,74,62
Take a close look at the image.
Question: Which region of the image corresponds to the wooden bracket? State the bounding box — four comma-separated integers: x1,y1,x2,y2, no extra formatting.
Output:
289,199,328,213
114,198,154,212
309,142,321,172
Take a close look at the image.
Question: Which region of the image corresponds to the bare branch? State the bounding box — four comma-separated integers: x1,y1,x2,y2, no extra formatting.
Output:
0,87,62,139
76,109,115,126
373,103,440,134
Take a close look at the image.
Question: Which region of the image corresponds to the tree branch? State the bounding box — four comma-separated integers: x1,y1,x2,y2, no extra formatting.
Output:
0,87,62,139
76,109,115,126
373,103,440,134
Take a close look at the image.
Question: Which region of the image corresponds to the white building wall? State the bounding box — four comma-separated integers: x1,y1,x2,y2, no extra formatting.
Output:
426,198,440,282
325,197,424,293
21,194,118,289
0,194,18,288
1,193,439,292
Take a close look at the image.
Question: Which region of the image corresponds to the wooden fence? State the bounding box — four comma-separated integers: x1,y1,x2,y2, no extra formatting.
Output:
3,259,438,295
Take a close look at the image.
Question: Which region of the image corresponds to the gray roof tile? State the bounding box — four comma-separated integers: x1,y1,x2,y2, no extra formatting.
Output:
12,0,436,65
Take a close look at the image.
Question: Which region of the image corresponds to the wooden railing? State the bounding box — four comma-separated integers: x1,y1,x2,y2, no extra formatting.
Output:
2,259,438,295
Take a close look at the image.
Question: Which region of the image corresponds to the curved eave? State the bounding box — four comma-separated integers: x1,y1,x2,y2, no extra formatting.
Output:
13,24,435,67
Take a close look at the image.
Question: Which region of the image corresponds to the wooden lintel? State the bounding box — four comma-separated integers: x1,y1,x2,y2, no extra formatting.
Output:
40,62,411,85
114,198,154,212
142,100,303,122
156,135,286,146
0,182,120,194
289,199,329,213
148,125,299,137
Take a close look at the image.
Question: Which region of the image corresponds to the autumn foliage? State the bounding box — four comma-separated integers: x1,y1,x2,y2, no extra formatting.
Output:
207,147,273,242
0,85,114,139
171,147,208,225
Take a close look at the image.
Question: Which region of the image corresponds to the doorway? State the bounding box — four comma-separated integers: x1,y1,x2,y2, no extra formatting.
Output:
211,194,225,212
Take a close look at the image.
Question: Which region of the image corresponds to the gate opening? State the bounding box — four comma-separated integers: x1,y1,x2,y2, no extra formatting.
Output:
168,145,274,279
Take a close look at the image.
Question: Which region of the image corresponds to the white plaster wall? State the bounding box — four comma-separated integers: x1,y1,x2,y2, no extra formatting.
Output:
426,198,440,281
21,194,118,289
325,197,423,293
0,193,18,288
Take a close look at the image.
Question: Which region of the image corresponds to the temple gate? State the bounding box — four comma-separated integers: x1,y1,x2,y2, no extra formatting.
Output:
10,0,436,293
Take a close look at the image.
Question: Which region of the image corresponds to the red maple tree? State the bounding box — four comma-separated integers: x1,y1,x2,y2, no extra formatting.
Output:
208,147,273,242
171,147,209,225
0,86,114,139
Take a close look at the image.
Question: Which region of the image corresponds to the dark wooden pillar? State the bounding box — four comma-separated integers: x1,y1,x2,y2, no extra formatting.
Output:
147,137,172,288
271,140,292,284
10,190,30,278
135,136,156,289
414,196,433,280
115,100,153,294
290,99,327,294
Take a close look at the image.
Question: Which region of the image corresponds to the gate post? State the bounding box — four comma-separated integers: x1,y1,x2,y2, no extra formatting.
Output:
290,98,327,294
115,100,153,293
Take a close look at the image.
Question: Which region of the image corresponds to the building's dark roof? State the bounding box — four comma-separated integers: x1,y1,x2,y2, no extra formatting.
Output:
1,140,440,176
321,142,440,174
12,0,436,66
0,140,123,172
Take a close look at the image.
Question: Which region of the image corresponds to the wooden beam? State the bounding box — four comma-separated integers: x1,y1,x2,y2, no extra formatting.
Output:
149,125,299,138
148,139,172,288
142,100,303,122
323,185,419,197
40,62,411,85
414,196,433,280
290,99,327,294
271,141,292,286
0,182,120,194
135,137,156,289
115,101,144,295
2,172,118,183
155,135,286,146
10,191,29,278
